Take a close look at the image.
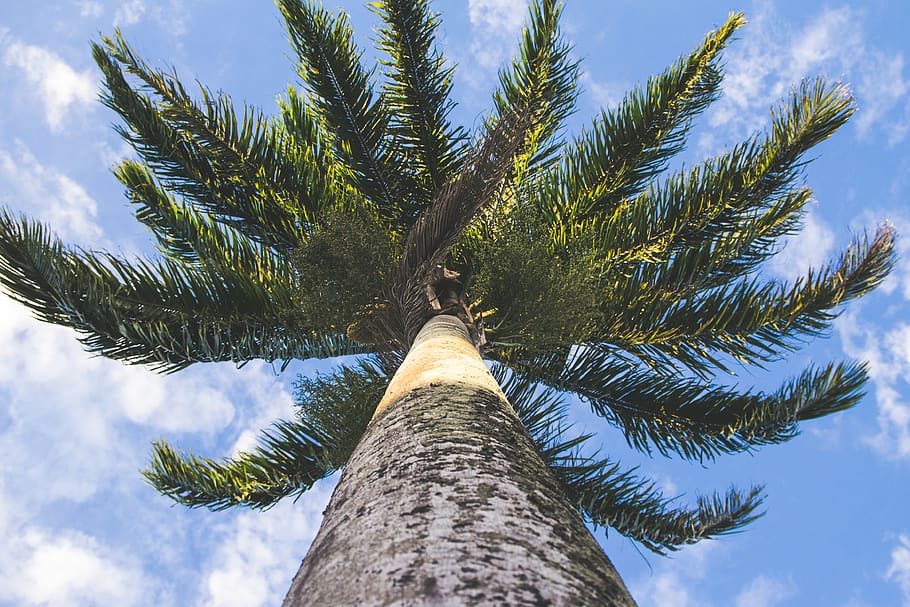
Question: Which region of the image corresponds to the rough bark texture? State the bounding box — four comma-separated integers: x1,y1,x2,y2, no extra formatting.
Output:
283,315,637,606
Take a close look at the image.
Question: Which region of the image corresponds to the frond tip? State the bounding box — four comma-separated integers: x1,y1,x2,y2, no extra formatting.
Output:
568,460,765,555
501,361,765,553
142,420,335,510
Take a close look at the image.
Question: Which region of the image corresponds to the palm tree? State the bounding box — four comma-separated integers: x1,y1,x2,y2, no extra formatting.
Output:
0,0,895,604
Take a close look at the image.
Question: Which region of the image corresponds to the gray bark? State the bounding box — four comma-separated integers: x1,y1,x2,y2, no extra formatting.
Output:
283,315,637,606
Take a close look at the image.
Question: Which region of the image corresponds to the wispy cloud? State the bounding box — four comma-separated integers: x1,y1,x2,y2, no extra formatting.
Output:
734,575,796,607
707,6,910,147
580,70,628,112
768,210,835,281
78,0,104,18
466,0,527,70
631,541,716,607
197,490,334,607
114,0,147,27
887,535,910,607
0,140,103,244
1,39,97,132
632,541,797,607
838,308,910,459
0,528,149,607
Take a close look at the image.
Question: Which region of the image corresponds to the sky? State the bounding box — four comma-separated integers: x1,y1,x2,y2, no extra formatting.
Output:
0,1,908,605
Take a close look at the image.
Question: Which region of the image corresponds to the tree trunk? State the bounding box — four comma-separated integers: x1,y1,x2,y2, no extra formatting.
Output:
283,315,637,606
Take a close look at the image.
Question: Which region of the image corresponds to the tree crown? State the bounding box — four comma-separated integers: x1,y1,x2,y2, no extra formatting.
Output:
0,0,894,554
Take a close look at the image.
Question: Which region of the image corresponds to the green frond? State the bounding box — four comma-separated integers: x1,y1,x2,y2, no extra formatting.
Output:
115,161,288,276
294,358,389,467
598,79,854,268
143,420,335,510
510,346,868,460
277,85,353,204
620,186,814,300
392,109,535,345
93,36,313,248
493,363,764,553
564,459,764,555
373,0,466,214
491,0,579,178
0,210,368,371
279,0,398,215
601,224,895,373
541,12,744,242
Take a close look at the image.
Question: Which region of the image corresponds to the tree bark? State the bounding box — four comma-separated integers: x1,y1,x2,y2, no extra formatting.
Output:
283,315,637,606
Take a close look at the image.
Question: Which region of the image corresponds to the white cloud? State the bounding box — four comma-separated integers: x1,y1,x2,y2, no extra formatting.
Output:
0,287,311,510
0,287,330,603
895,220,910,302
855,53,909,143
787,7,860,78
114,0,147,26
631,541,719,607
0,140,104,244
632,540,797,607
838,311,910,459
468,0,526,36
734,575,796,607
116,364,237,433
887,535,910,606
78,0,104,18
581,71,627,111
709,6,910,146
1,40,96,131
0,528,148,606
198,486,334,607
467,0,527,70
768,210,835,281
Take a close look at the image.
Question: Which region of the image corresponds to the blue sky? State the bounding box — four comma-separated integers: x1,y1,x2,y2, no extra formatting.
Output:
0,1,908,605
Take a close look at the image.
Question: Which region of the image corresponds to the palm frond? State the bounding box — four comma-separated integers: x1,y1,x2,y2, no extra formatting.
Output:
493,363,764,553
510,347,868,460
279,0,398,215
294,358,389,467
540,12,744,243
93,36,313,248
143,420,335,510
374,0,466,215
0,210,368,371
115,161,288,276
490,0,579,178
601,225,894,374
599,79,854,268
390,109,534,347
564,459,764,555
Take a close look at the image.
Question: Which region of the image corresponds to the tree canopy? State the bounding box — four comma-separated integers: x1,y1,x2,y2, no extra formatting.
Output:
0,0,894,555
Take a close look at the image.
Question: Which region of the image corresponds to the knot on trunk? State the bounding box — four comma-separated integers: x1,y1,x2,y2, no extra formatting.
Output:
426,265,486,351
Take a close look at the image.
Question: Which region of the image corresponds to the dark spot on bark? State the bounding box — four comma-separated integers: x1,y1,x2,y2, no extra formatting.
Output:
476,483,495,501
422,576,439,596
516,583,552,607
405,504,432,516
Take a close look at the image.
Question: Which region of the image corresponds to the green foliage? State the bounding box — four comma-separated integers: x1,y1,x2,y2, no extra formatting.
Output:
144,420,336,510
294,359,389,467
293,204,397,332
471,208,604,350
373,0,467,213
279,0,399,217
0,1,896,555
494,364,764,554
491,0,579,177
